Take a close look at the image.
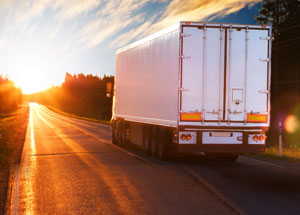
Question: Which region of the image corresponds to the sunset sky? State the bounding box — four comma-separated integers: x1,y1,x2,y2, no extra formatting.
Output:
0,0,262,94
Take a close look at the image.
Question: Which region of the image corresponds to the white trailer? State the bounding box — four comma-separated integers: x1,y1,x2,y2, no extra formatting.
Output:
111,22,272,160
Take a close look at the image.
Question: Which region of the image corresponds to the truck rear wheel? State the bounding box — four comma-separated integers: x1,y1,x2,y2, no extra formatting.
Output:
115,122,122,145
158,129,171,160
143,126,151,154
120,122,126,146
111,123,118,145
150,127,158,157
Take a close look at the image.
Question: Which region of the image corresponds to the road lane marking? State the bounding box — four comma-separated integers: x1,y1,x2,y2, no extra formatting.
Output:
25,151,120,157
179,164,246,215
9,103,37,215
240,156,284,168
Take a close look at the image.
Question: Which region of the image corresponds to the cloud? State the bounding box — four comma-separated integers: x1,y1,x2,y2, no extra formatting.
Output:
11,0,51,27
108,19,154,49
2,0,101,29
79,12,146,50
53,0,101,20
109,0,261,49
77,0,163,50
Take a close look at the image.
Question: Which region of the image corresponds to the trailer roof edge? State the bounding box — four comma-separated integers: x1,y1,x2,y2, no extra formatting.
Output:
116,22,271,54
116,23,180,54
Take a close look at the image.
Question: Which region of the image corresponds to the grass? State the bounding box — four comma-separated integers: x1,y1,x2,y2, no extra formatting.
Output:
253,146,300,161
0,105,29,214
45,105,110,125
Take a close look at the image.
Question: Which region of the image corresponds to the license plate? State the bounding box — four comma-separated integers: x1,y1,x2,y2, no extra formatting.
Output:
210,132,232,137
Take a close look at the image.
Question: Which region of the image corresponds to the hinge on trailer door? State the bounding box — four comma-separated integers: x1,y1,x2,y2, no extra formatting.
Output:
206,110,220,115
179,88,189,92
181,33,191,37
260,36,272,40
259,90,270,94
229,110,243,115
259,58,270,62
181,55,191,59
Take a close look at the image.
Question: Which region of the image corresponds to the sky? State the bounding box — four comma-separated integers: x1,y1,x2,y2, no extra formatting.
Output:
0,0,262,94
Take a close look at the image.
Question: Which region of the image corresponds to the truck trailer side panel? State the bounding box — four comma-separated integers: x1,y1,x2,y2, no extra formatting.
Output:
114,28,180,127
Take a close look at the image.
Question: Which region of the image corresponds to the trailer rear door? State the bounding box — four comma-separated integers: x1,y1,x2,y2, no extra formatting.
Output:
225,27,269,122
180,24,270,124
180,25,225,122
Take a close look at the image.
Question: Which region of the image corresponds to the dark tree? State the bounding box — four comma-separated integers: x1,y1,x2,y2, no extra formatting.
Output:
255,0,300,41
29,73,114,121
255,0,300,147
0,76,22,114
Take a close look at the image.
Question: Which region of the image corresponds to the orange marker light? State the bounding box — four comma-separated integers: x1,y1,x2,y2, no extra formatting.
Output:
180,113,201,121
247,114,267,123
181,134,186,140
259,135,265,141
253,135,258,141
186,22,190,25
187,134,192,140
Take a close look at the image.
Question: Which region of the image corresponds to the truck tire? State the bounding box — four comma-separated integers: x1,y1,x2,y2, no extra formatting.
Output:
158,129,170,160
143,126,151,154
150,127,158,157
111,123,118,145
120,122,126,146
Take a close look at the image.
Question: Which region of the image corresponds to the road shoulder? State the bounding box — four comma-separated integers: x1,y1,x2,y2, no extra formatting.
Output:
0,105,29,215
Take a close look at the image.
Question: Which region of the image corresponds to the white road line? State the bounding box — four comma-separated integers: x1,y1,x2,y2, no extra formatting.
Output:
240,156,284,168
180,164,246,215
9,104,37,215
5,165,20,215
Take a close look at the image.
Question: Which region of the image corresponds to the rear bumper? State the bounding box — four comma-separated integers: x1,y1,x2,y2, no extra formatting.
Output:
177,144,265,153
176,128,266,154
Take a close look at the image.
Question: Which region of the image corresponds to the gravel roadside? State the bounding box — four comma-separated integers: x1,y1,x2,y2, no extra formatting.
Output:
0,105,29,215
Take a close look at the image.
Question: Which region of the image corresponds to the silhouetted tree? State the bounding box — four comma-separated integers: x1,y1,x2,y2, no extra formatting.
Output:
30,73,114,121
256,0,300,147
0,76,22,114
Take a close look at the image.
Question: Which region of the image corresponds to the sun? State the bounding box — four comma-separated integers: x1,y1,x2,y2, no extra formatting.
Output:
14,69,48,94
9,41,64,94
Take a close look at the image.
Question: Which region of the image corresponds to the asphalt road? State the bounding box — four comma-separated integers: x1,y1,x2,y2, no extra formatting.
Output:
8,103,300,215
9,103,235,215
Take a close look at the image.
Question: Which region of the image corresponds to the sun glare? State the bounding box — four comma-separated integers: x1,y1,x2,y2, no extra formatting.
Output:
284,115,299,133
8,40,64,94
12,49,51,94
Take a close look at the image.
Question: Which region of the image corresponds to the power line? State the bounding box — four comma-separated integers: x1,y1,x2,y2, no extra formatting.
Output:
278,24,300,32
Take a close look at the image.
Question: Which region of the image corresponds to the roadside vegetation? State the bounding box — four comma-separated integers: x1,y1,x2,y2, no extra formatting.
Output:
45,105,110,125
260,147,300,161
27,73,114,122
0,75,28,214
0,76,22,114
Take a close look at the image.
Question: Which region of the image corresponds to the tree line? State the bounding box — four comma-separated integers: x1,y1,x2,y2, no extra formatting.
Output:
28,73,114,121
0,75,22,114
256,0,300,147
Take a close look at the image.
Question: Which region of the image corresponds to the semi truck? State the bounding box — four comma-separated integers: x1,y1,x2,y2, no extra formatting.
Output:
111,22,272,160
